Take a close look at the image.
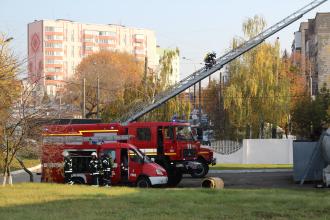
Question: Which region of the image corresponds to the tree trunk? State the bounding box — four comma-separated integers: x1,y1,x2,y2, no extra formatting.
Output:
2,158,8,186
2,172,7,186
7,168,12,185
16,157,34,182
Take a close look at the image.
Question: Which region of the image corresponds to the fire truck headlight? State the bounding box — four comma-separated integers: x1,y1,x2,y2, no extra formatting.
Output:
156,169,163,176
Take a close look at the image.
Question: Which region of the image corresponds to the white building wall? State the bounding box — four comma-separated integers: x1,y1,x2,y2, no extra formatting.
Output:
215,139,293,164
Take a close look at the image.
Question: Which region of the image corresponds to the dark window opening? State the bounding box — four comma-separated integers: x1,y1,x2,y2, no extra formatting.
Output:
136,128,151,141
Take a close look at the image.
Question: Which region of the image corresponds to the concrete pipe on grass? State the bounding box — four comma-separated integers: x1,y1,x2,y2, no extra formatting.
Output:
201,177,224,189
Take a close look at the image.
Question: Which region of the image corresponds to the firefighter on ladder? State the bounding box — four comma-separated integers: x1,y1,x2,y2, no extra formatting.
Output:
101,152,113,187
204,51,216,69
63,151,74,185
89,152,100,186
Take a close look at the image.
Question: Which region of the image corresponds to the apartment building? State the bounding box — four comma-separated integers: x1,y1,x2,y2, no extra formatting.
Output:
28,19,158,97
292,13,330,94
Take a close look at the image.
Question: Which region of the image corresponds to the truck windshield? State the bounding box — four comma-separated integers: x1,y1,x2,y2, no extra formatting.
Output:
134,148,152,163
175,126,194,141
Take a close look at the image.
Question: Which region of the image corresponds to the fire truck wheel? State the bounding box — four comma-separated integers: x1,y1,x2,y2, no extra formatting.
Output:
136,176,151,188
191,161,209,178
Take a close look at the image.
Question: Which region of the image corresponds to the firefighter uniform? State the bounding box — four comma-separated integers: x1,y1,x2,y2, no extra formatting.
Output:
63,152,73,184
101,154,113,187
89,152,100,186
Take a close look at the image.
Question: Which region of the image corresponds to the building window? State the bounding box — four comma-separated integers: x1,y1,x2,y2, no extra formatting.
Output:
46,59,63,64
84,38,93,42
136,128,151,141
71,46,74,57
135,42,143,47
134,49,145,55
46,35,63,40
84,46,93,51
99,31,116,36
45,26,63,32
45,42,62,48
84,30,98,35
45,51,63,56
98,39,114,44
134,34,144,40
46,67,62,72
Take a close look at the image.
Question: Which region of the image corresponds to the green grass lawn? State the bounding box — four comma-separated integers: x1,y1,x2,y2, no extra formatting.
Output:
0,159,40,173
210,163,293,170
0,183,329,220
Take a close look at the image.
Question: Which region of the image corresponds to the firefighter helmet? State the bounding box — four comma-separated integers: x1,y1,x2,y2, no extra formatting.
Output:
91,152,97,157
62,151,69,157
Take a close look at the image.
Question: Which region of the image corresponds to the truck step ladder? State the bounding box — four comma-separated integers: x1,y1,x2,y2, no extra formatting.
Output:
119,0,327,124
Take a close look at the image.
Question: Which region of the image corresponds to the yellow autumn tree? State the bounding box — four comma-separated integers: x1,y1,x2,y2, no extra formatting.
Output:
224,15,290,139
64,51,143,119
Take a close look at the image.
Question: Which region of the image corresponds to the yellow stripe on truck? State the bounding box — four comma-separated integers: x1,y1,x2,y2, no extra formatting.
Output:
198,151,209,155
164,153,176,156
43,129,118,136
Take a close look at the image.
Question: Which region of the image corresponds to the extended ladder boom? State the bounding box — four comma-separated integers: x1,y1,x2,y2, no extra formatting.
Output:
121,0,327,124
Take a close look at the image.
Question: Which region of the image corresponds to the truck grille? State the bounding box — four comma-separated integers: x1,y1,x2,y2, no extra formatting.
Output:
183,149,197,158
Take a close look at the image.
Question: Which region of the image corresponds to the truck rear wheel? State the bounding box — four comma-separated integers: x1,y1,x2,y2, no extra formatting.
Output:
191,160,209,178
136,176,151,188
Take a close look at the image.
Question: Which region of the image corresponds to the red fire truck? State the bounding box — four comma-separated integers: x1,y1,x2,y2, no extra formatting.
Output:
43,121,216,186
41,124,168,187
123,122,216,185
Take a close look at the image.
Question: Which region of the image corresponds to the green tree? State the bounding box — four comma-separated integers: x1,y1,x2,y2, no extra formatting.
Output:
223,15,290,139
141,48,191,122
291,84,330,140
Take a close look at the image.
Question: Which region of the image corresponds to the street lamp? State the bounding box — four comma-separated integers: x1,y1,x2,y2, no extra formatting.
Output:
181,56,204,122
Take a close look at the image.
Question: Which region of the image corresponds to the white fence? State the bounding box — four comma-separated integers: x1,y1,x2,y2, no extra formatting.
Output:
212,139,293,164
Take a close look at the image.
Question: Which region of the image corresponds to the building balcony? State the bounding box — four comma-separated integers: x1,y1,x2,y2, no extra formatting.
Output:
44,31,63,36
44,48,63,52
45,63,63,68
45,56,63,60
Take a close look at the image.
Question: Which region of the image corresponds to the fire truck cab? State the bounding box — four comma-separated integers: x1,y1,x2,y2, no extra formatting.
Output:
124,122,203,185
42,125,167,187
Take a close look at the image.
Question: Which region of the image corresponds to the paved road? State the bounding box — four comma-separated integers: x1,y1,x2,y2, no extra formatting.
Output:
0,171,41,184
179,170,315,189
2,168,314,189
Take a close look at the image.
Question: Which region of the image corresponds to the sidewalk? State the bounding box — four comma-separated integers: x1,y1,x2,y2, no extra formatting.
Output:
1,164,41,176
209,168,293,174
11,164,41,175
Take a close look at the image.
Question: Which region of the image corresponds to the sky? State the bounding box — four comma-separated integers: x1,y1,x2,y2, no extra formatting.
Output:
1,0,330,79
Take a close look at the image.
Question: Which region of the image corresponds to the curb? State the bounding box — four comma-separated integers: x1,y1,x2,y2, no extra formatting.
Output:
10,164,41,175
209,169,293,174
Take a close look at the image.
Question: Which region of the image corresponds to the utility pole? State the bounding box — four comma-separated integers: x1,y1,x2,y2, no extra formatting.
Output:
193,83,196,110
199,80,202,125
97,75,100,118
144,56,148,85
83,78,86,118
58,94,62,119
219,72,222,135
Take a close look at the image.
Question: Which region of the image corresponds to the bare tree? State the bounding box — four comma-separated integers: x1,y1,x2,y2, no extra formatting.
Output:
1,78,50,185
